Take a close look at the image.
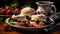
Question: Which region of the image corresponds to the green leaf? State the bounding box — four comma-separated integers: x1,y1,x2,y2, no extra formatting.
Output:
11,3,18,10
21,5,31,9
0,17,3,21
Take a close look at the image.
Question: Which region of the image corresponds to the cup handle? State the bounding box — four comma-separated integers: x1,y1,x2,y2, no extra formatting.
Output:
51,5,56,13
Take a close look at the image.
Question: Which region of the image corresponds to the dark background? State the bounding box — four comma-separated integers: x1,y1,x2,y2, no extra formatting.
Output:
0,0,60,12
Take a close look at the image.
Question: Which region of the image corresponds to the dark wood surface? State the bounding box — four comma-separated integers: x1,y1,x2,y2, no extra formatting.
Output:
0,21,60,34
0,22,21,34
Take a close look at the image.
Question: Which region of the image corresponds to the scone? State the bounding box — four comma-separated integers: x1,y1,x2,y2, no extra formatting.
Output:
30,14,46,27
21,7,35,17
31,14,46,21
11,14,27,21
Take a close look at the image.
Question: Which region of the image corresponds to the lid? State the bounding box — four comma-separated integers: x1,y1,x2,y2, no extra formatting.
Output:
36,1,53,5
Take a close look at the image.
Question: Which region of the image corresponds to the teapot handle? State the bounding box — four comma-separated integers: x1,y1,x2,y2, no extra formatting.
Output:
51,5,56,13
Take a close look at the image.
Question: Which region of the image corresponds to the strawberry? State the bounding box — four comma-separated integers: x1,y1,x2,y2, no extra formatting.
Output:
15,8,20,12
3,23,9,28
38,22,44,27
18,22,23,27
3,23,10,31
29,24,34,27
36,11,40,15
14,8,20,15
6,6,11,10
0,7,3,11
6,9,13,15
1,9,6,15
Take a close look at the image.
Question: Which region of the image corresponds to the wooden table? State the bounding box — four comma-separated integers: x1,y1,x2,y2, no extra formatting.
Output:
0,21,60,34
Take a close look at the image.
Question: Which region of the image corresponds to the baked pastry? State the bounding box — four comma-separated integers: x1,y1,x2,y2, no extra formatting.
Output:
21,7,35,17
11,14,27,21
30,14,46,27
30,21,38,26
31,14,46,21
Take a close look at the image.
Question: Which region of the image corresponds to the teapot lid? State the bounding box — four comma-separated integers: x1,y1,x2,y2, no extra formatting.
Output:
36,1,53,5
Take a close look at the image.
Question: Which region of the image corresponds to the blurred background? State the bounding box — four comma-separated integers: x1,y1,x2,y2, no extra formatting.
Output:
0,0,60,12
0,0,60,34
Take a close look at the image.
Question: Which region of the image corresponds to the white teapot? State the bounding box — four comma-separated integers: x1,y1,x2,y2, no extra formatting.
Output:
36,1,56,16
